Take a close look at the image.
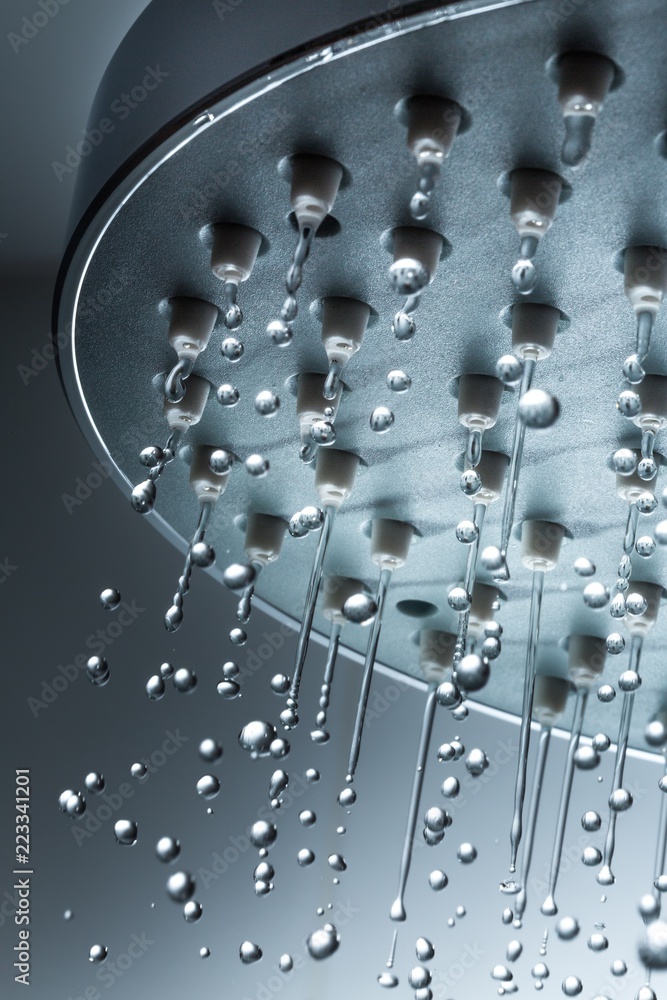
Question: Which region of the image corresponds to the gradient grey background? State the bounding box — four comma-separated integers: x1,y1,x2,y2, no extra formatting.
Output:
1,2,666,998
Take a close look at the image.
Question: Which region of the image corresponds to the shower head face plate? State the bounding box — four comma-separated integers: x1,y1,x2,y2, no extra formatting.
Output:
57,0,667,750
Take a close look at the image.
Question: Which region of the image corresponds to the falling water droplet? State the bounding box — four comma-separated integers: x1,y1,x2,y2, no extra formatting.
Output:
130,762,147,780
156,836,180,862
99,588,121,610
183,900,202,922
496,354,524,385
199,738,222,762
386,370,411,392
250,821,277,850
84,772,105,794
583,582,610,609
457,843,477,864
342,593,377,625
239,721,276,757
428,870,448,891
370,406,395,433
239,941,262,964
507,940,522,962
146,674,165,700
166,872,195,902
86,656,109,686
245,454,269,477
196,775,220,800
307,924,339,960
173,667,197,693
518,389,560,428
113,819,138,846
573,557,595,576
297,848,315,867
556,916,580,940
598,684,616,702
221,336,244,361
562,975,583,995
89,945,108,964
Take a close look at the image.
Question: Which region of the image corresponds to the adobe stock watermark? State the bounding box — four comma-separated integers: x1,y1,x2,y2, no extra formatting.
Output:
65,930,155,999
61,459,113,514
0,557,18,585
52,65,170,182
27,599,144,717
68,729,188,846
7,0,73,55
429,941,487,996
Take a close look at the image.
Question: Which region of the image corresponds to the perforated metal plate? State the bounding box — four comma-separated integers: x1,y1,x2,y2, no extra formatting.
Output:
57,0,667,749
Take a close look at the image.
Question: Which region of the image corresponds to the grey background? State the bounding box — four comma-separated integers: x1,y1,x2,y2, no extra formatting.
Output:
1,2,667,999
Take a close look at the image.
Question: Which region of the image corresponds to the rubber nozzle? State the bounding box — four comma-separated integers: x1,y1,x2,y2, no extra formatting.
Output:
406,95,462,163
623,246,667,317
244,512,287,566
210,223,263,283
520,519,566,571
511,302,561,361
468,582,502,638
533,674,570,724
370,518,414,571
419,629,457,682
509,168,563,239
189,445,231,502
163,373,210,430
321,576,368,624
567,634,607,689
315,449,359,509
289,153,344,232
167,296,219,361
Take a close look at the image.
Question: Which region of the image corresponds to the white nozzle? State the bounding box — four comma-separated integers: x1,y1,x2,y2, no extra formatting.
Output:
458,374,504,430
290,154,344,232
624,246,667,317
419,629,457,682
163,373,210,430
406,95,462,163
189,445,231,502
624,581,663,635
634,375,667,429
321,576,367,624
557,51,615,117
392,226,444,285
370,518,414,571
533,674,570,724
568,634,607,689
509,169,562,240
521,519,566,572
244,512,287,566
473,450,509,504
511,302,561,361
167,297,219,361
616,452,656,501
210,223,263,283
315,449,359,510
321,297,371,367
468,582,502,639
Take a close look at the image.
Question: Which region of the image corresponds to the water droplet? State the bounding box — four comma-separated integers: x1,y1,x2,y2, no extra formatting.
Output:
429,870,448,891
86,655,109,686
441,776,460,799
270,738,290,758
619,670,641,692
146,674,165,700
183,900,202,922
64,909,73,920
199,738,222,762
139,445,164,468
196,774,220,800
173,667,197,693
457,842,477,864
221,336,244,361
556,916,579,940
623,353,645,383
572,557,595,578
307,924,339,960
99,588,121,610
617,390,641,417
250,821,277,850
245,454,269,477
639,920,667,968
507,940,522,962
456,519,479,544
279,954,293,972
239,941,262,964
386,369,411,393
518,389,559,428
113,819,137,846
588,932,608,951
465,748,489,776
409,966,431,988
216,383,239,407
160,662,174,679
416,937,435,961
267,319,292,346
574,745,600,770
639,894,661,920
156,836,180,862
310,419,336,446
598,684,616,702
254,390,280,417
84,772,105,794
656,875,667,892
370,406,395,433
496,354,523,385
460,469,482,497
342,593,377,625
239,721,276,758
297,848,315,867
338,787,356,809
328,854,346,871
502,908,514,924
217,680,241,699
562,975,582,995
637,493,658,515
583,582,610,609
455,654,489,693
378,972,399,988
89,944,108,964
271,673,290,695
609,788,633,811
166,871,195,902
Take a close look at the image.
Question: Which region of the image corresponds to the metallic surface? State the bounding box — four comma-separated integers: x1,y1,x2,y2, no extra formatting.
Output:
56,0,667,749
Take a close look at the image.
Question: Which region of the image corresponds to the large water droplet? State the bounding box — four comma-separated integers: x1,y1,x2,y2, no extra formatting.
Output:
173,668,197,693
166,871,195,902
89,945,108,964
387,370,411,393
250,821,277,849
583,582,609,609
196,775,220,800
370,406,395,433
429,870,448,891
239,941,263,964
99,588,121,610
307,924,339,960
113,819,137,846
84,772,105,794
183,900,202,922
156,836,180,862
518,389,560,428
239,721,276,757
